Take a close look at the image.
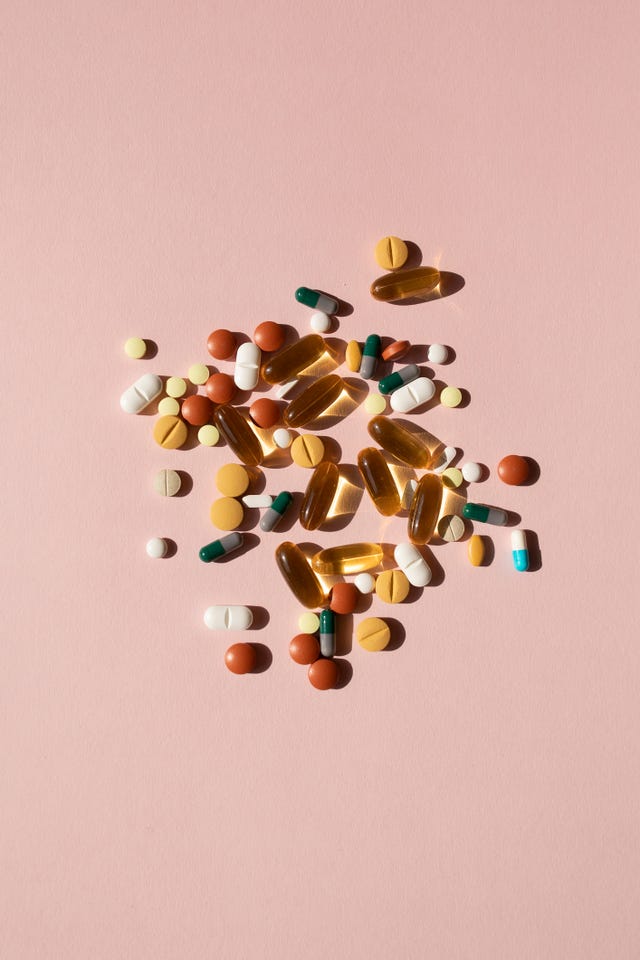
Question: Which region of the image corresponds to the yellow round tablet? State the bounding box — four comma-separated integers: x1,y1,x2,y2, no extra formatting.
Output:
442,467,463,488
357,617,391,651
124,337,147,359
216,463,250,497
198,424,219,446
188,363,210,385
291,434,325,468
298,612,320,634
375,569,410,603
345,340,363,372
152,415,188,449
210,497,244,530
440,386,462,408
364,393,387,415
158,396,180,416
165,376,187,398
374,236,408,270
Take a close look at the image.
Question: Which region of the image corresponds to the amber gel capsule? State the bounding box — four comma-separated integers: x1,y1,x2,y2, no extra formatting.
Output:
312,542,384,576
262,334,326,385
370,266,440,302
367,415,433,469
214,404,264,466
408,473,443,544
275,541,327,608
300,461,339,530
284,374,344,428
357,447,401,516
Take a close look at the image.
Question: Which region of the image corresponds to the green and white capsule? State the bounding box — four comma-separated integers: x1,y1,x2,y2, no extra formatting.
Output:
199,532,244,562
260,491,294,532
378,364,420,395
295,287,338,314
319,608,336,658
462,502,508,526
359,334,382,379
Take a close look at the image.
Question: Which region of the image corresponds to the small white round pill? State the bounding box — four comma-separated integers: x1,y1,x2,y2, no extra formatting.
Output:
146,537,168,558
428,343,448,364
354,572,376,594
273,428,293,449
310,310,331,333
461,462,483,483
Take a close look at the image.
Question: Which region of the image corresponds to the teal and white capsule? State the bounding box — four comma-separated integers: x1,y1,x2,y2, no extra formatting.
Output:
319,609,336,658
199,532,244,562
378,364,420,395
511,530,529,571
260,491,294,532
295,287,338,315
359,334,382,379
462,502,508,526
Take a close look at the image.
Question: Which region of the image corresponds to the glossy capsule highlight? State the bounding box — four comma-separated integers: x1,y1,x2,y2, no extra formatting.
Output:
462,502,508,526
299,460,339,530
408,473,443,544
370,266,440,302
275,541,327,608
261,334,327,385
312,542,383,576
367,415,434,469
357,447,401,516
284,374,344,427
213,405,264,466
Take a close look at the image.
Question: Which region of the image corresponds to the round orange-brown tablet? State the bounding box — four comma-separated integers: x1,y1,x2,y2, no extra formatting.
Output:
181,394,214,426
205,372,236,404
249,397,280,428
210,497,244,530
289,633,320,665
329,582,358,615
497,454,530,485
254,321,285,352
225,643,256,674
153,414,188,449
308,658,338,690
381,339,410,362
207,329,236,360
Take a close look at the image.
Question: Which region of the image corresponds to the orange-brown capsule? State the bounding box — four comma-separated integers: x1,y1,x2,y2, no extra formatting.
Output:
312,542,383,576
370,266,440,302
357,447,401,516
284,374,344,427
408,473,443,544
367,416,432,469
275,541,327,608
213,404,264,466
262,334,327,384
299,461,339,530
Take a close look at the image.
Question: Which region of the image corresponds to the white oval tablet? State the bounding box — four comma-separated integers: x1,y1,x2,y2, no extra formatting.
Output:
242,494,273,508
233,342,261,391
432,446,457,474
461,461,483,483
203,605,253,630
427,343,448,364
389,377,436,413
120,373,163,413
393,542,432,587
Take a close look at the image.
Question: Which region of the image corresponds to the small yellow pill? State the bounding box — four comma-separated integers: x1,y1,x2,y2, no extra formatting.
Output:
364,393,387,415
166,376,187,398
437,514,466,542
374,236,408,270
375,569,410,604
442,467,464,489
158,396,180,416
188,363,210,385
124,337,147,359
345,340,363,372
216,463,250,497
210,497,244,530
153,415,188,449
197,424,220,446
357,617,391,651
298,612,320,634
468,534,485,566
291,434,325,468
440,386,463,408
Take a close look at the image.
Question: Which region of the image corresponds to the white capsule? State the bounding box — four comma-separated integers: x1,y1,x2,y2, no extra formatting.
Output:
273,428,293,449
354,572,376,594
432,445,457,474
146,537,167,558
233,341,261,391
203,605,253,631
427,343,448,364
393,542,432,587
461,462,483,483
389,377,436,413
120,373,163,413
242,494,273,508
310,310,331,333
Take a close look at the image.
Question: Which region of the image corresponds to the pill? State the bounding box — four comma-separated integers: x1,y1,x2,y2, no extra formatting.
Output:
462,503,508,526
310,310,331,333
291,434,325,468
214,405,264,465
250,397,280,428
242,494,272,508
204,605,253,630
354,572,376,594
512,530,529,570
408,473,443,544
253,321,285,352
329,582,358,615
260,491,293,531
188,363,210,385
371,266,440,302
146,537,167,558
210,497,244,530
277,380,298,399
225,643,256,674
374,236,408,270
357,447,401,516
498,455,530,485
427,344,448,364
389,377,436,413
289,633,320,665
197,424,220,446
357,617,391,651
205,373,236,405
367,416,432,469
308,658,338,690
381,339,410,362
364,393,387,415
181,394,214,426
442,467,463,489
346,340,363,372
199,532,244,563
359,334,381,379
378,364,420,395
376,569,410,604
158,396,180,416
467,534,485,566
262,334,326,384
461,462,483,483
437,514,466,542
120,373,163,413
394,543,431,587
300,461,339,530
298,612,320,634
207,329,236,360
312,542,383,576
273,428,293,449
153,415,188,449
432,446,457,474
402,477,418,509
165,377,187,398
319,609,336,657
153,468,182,497
216,463,250,497
284,374,344,428
440,386,462,408
124,337,147,359
275,541,326,608
295,287,338,314
234,341,261,391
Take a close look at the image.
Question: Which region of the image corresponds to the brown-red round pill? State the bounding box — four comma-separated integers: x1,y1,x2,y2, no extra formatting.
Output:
181,394,214,426
205,372,236,404
224,642,256,675
381,339,410,362
249,397,281,429
497,454,530,485
289,633,320,665
207,329,236,360
329,582,358,615
254,321,285,352
308,658,338,690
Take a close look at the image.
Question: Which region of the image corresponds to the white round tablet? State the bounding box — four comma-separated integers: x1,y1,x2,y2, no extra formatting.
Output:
427,343,448,364
273,428,293,449
461,461,483,483
310,310,331,333
146,537,168,558
354,572,376,594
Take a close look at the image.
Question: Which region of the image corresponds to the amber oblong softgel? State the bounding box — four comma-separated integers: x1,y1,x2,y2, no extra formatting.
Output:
275,541,326,608
357,447,401,516
370,266,440,302
367,415,433,469
213,404,264,466
261,334,327,384
299,461,339,530
284,374,344,427
408,473,443,544
312,542,384,576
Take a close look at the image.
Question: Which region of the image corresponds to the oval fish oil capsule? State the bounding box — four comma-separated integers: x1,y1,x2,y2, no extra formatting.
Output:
214,405,264,466
357,447,401,516
359,334,381,380
319,609,336,657
367,415,432,469
370,266,440,302
120,373,163,413
275,541,327,608
378,365,420,395
299,461,339,530
204,605,253,630
408,474,443,544
295,287,338,314
389,377,436,413
312,542,383,576
262,334,326,384
234,341,261,391
462,502,508,526
283,374,344,427
467,534,485,566
199,532,244,563
260,491,293,532
511,530,529,571
393,542,431,587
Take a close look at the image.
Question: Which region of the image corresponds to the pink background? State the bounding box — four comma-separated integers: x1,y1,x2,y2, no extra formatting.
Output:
2,1,639,957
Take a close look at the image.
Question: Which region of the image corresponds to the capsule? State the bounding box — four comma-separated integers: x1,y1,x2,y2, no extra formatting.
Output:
359,334,381,379
319,609,336,658
262,334,327,384
357,447,401,516
275,541,327,608
408,474,443,544
511,530,529,571
260,491,294,532
283,374,344,427
462,502,508,526
467,534,485,567
389,377,436,413
367,415,433,468
370,266,440,302
378,365,420,395
312,542,383,576
214,404,264,466
295,287,338,314
199,532,244,563
299,461,339,530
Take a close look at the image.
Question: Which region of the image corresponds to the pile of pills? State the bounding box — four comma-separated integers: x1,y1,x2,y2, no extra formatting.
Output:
121,236,539,689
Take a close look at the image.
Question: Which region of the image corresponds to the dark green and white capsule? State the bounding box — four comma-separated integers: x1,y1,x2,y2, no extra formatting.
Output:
359,334,382,379
462,503,508,526
319,608,336,658
295,287,338,315
199,532,244,562
260,491,294,532
378,364,420,395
